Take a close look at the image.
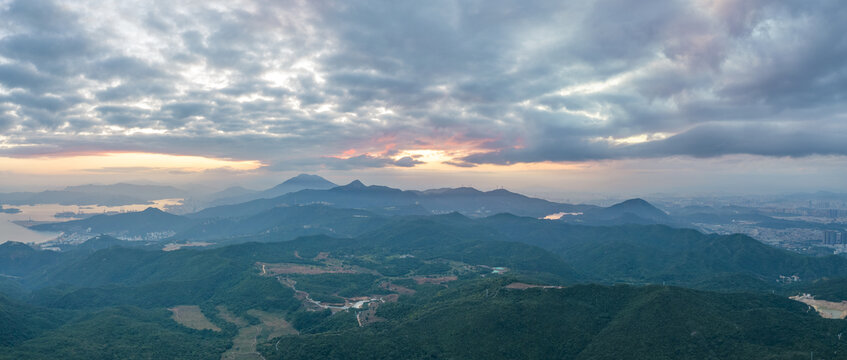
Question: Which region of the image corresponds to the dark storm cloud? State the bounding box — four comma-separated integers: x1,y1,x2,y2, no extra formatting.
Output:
0,0,845,169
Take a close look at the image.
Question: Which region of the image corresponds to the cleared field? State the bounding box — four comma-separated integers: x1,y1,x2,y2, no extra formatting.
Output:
169,305,221,331
162,242,212,251
221,325,264,360
219,307,298,360
217,306,249,327
381,282,416,295
356,303,385,327
247,310,299,339
413,275,458,284
505,282,565,290
257,262,361,275
790,295,847,319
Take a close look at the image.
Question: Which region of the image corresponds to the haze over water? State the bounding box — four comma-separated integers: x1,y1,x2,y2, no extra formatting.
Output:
0,215,56,244
0,199,183,244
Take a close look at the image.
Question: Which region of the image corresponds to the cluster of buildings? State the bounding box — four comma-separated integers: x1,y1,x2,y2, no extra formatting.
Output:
823,230,847,245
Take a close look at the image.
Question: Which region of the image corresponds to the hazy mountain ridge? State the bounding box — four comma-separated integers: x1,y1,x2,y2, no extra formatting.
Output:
0,184,185,207
204,174,338,207
175,204,390,241
193,180,598,219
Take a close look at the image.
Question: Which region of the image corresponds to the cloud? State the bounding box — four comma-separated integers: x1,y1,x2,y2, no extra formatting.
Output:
314,154,425,170
0,0,844,171
0,64,57,92
632,123,847,159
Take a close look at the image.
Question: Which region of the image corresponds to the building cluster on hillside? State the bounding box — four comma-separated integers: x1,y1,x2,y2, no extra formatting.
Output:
47,230,176,246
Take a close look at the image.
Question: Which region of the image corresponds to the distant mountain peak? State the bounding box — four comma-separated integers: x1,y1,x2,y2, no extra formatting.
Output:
613,198,652,207
435,211,470,221
488,188,516,195
141,207,164,213
344,180,366,188
266,174,336,193
281,174,334,186
600,198,669,220
0,241,32,250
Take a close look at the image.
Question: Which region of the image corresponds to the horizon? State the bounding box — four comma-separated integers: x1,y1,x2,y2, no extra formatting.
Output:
4,172,847,205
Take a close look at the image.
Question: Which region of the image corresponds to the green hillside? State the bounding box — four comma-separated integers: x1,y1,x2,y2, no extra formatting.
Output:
261,279,847,360
479,215,847,285
0,306,229,360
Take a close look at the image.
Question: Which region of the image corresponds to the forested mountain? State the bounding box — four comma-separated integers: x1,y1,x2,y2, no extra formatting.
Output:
264,279,847,360
479,214,847,285
0,294,72,347
562,198,680,226
192,180,597,219
414,187,595,217
175,204,389,241
0,242,62,277
7,185,847,359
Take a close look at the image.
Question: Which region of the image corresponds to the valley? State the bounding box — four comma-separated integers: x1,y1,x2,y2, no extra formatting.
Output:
3,176,847,359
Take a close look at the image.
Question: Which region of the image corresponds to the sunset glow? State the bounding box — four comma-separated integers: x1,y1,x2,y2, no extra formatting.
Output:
0,153,264,175
0,0,841,193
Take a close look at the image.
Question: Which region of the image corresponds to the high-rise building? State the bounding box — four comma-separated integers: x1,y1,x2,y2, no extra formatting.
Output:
824,230,840,245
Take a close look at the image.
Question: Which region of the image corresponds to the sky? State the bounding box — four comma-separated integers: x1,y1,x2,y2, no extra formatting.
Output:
0,0,845,195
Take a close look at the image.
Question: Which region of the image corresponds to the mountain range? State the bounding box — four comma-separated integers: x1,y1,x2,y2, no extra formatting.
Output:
202,174,338,207
5,175,847,358
191,178,599,219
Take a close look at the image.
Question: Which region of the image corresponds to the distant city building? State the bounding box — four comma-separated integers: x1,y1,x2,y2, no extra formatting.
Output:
824,230,841,245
